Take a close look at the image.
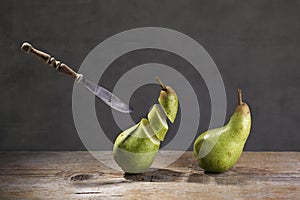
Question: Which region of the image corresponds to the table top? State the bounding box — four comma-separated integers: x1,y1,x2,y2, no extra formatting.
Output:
0,151,299,199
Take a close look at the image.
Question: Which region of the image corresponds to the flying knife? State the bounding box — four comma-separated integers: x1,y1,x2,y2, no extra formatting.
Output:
21,42,133,113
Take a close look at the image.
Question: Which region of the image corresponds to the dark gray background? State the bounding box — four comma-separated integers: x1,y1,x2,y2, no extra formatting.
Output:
1,0,299,151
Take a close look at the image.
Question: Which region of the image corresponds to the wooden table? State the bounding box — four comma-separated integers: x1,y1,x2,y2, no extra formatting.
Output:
0,151,299,199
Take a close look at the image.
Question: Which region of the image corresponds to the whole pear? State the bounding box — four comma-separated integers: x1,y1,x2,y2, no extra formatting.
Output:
193,89,251,173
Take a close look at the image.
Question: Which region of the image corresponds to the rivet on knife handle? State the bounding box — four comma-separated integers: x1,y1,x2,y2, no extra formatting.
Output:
21,42,78,80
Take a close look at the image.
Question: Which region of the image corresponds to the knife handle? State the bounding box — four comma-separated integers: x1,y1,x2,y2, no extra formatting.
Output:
21,42,79,80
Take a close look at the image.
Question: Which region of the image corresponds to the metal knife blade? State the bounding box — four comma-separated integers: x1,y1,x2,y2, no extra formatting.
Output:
79,76,133,113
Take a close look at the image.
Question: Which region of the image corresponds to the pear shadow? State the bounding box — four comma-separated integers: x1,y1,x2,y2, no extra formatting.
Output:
69,172,130,187
203,168,248,185
124,168,183,182
204,171,224,176
187,173,210,184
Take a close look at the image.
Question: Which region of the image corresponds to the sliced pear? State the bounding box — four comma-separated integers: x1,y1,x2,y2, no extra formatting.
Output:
113,77,179,173
113,118,160,173
148,104,168,141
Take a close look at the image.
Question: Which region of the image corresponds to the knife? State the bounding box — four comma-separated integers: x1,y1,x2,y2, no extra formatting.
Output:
21,42,133,113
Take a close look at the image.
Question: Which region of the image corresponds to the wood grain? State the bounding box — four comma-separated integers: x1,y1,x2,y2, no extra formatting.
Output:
0,151,299,199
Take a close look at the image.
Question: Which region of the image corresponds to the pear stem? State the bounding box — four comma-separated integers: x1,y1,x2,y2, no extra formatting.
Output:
238,89,243,106
155,76,167,90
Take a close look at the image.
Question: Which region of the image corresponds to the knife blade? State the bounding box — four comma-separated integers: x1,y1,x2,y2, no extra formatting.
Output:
79,76,132,113
21,42,133,113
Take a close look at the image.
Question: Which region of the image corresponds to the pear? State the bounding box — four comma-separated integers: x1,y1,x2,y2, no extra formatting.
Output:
113,78,179,173
113,118,160,173
193,89,251,173
156,77,178,123
148,104,168,141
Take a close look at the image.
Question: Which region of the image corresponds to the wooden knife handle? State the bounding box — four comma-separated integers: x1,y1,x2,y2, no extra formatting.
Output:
21,42,78,80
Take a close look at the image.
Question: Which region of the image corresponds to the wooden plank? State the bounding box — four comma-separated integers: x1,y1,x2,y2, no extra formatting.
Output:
0,151,299,199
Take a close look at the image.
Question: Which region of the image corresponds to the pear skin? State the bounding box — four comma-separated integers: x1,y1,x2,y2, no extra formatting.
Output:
193,89,251,173
156,77,178,123
113,118,160,173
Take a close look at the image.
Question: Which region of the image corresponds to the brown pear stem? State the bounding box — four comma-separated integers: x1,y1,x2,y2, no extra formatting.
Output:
238,89,243,105
155,76,167,90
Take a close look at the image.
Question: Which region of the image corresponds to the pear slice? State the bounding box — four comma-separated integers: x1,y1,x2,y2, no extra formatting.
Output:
148,104,168,141
113,118,160,173
140,118,161,145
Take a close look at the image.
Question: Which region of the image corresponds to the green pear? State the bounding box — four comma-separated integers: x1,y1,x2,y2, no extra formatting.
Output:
148,104,168,141
193,89,251,173
113,77,179,173
156,77,178,123
113,118,160,173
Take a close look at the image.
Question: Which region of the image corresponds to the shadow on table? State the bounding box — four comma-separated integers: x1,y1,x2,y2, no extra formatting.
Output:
187,173,210,184
69,168,248,185
187,169,248,185
124,168,183,182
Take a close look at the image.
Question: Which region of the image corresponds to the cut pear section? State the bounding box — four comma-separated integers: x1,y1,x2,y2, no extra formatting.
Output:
148,104,168,141
113,118,160,173
114,124,139,146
